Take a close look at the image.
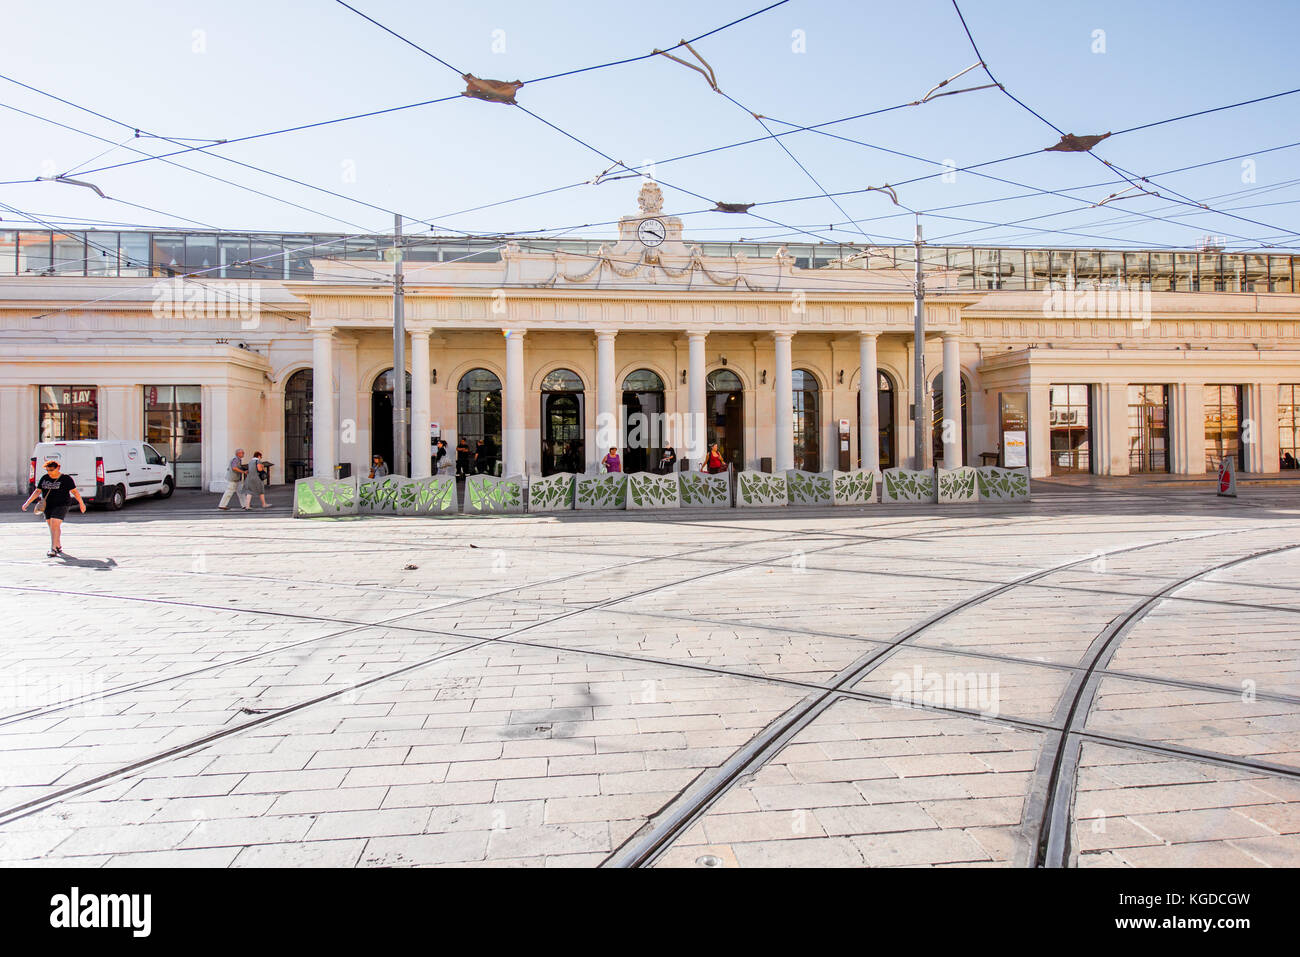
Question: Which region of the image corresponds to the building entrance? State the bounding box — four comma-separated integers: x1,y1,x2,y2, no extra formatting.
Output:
541,368,584,475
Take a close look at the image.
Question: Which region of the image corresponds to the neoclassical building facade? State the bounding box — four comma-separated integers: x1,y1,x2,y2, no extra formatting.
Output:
2,184,1298,493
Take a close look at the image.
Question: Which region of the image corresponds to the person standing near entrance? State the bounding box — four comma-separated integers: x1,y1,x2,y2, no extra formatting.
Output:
369,455,389,479
218,449,249,510
702,443,726,474
602,447,622,473
456,436,471,477
21,460,86,556
657,446,677,474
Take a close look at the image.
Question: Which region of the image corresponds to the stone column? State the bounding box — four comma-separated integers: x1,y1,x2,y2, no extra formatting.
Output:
687,331,706,464
1028,382,1050,478
503,329,526,477
1259,382,1280,473
311,330,336,478
409,329,432,478
859,332,879,471
773,331,794,472
1244,382,1267,473
595,330,618,453
941,334,963,468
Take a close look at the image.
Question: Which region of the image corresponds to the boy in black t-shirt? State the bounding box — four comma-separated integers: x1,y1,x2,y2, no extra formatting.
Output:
21,460,87,557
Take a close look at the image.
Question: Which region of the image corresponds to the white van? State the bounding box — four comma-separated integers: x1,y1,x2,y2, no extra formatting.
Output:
30,440,175,509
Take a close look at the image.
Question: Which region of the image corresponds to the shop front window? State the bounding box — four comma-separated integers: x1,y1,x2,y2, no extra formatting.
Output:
39,386,98,442
144,386,203,487
1128,385,1169,473
1280,385,1300,470
1204,384,1244,472
1049,384,1092,474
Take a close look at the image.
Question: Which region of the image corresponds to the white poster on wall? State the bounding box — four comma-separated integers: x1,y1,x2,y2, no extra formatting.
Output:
1004,431,1027,468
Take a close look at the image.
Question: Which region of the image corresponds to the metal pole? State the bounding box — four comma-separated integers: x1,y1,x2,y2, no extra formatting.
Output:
912,218,926,469
392,214,407,475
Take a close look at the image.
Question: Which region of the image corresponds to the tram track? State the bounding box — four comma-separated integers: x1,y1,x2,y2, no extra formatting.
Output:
0,510,1290,866
600,527,1287,867
0,510,1071,826
1028,541,1300,869
0,512,1030,726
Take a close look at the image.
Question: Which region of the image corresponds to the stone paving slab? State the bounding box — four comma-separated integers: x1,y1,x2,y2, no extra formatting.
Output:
0,484,1297,867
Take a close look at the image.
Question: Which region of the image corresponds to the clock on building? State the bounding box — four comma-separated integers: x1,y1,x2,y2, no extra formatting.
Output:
637,218,666,247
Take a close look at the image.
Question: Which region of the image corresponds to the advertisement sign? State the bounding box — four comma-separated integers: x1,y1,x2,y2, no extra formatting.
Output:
1003,431,1027,467
999,392,1029,468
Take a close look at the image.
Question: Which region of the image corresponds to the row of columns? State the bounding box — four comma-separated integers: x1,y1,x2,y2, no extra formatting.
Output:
312,326,966,478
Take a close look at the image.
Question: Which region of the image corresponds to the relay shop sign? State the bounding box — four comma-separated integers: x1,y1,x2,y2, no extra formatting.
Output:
60,388,95,408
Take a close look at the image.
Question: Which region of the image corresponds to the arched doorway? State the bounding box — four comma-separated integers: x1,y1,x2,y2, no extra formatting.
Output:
284,369,313,481
706,369,744,468
541,368,584,475
371,368,412,474
792,369,821,472
855,371,896,470
621,368,665,474
931,373,970,466
457,368,502,476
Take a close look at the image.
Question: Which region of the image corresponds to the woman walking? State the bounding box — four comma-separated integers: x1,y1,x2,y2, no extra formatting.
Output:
601,447,622,473
21,460,87,557
246,451,272,508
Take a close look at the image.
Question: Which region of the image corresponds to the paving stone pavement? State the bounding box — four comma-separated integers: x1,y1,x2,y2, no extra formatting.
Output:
0,483,1297,868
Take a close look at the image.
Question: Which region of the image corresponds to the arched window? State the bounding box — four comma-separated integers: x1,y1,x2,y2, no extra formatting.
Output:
457,369,501,476
706,369,744,468
931,374,969,466
621,369,665,473
792,369,820,472
371,368,412,474
284,369,313,481
855,371,896,470
541,368,584,475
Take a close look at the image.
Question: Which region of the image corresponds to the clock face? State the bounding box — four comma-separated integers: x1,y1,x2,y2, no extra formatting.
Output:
637,218,666,247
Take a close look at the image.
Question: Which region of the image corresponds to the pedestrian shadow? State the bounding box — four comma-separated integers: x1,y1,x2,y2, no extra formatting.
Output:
55,553,118,571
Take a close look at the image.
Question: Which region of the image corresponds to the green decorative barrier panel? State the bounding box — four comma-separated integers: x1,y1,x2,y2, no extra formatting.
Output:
527,472,575,512
395,475,458,515
358,475,406,514
976,467,1031,502
293,476,358,517
937,467,978,504
678,471,731,508
464,473,525,513
832,469,878,505
882,468,936,503
626,472,680,510
736,470,788,507
575,472,628,510
785,470,832,506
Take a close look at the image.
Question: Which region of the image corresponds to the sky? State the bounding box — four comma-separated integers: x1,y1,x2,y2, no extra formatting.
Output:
0,0,1297,251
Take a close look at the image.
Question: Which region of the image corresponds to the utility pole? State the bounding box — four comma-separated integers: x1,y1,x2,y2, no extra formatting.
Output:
912,217,926,469
392,214,407,476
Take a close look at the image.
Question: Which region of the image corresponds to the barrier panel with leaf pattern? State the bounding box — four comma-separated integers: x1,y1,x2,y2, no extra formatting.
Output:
626,472,680,510
293,476,359,517
527,473,575,512
464,473,525,513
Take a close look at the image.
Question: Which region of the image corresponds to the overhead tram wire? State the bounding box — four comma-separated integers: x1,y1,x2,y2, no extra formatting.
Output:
758,105,1298,249
947,0,1300,245
329,1,859,248
0,87,418,232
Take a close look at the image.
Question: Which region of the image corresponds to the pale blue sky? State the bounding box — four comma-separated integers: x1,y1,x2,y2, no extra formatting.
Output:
1,0,1297,250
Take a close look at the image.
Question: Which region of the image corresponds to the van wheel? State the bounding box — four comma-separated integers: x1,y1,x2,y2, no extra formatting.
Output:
108,485,126,510
157,477,174,499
